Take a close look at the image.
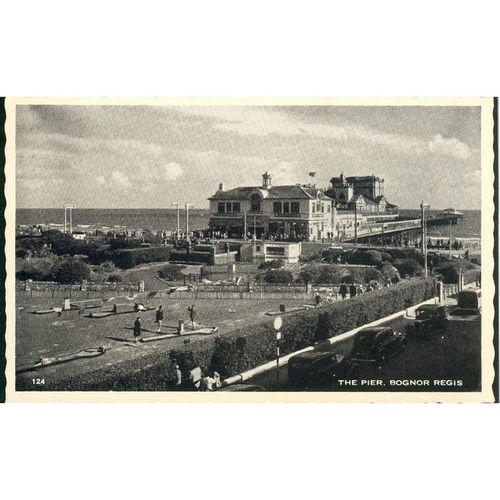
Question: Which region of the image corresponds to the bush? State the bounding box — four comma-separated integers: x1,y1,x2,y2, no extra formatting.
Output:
26,278,436,391
16,258,55,281
53,259,91,284
392,258,424,278
380,252,394,262
263,269,294,284
258,259,284,270
377,262,401,283
346,250,383,265
158,264,186,281
108,273,123,283
321,248,344,263
435,260,480,284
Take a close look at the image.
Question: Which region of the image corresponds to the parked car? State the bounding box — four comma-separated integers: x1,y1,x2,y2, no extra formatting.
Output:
288,350,359,389
350,327,407,368
408,304,449,339
453,288,481,315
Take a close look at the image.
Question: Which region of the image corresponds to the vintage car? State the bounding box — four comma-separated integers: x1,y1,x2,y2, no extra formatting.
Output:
408,304,449,339
350,326,407,368
454,288,481,315
287,350,359,389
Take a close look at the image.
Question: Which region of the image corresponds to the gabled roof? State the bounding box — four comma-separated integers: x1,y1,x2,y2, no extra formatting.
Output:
348,194,378,206
209,184,332,201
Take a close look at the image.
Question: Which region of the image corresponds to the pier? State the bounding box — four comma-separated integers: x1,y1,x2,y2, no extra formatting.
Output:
344,211,464,246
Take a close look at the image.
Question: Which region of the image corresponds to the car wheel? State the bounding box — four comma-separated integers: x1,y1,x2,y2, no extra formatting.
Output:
377,354,387,369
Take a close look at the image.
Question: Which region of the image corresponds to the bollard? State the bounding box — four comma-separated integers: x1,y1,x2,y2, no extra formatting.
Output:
138,280,145,292
63,298,71,311
437,281,444,303
178,319,185,334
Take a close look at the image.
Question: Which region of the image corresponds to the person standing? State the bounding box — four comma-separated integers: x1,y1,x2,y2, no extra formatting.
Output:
155,305,164,333
339,283,348,300
187,304,197,330
133,316,143,343
349,283,357,298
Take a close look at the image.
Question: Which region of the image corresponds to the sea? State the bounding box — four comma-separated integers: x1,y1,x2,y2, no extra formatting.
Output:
16,208,481,239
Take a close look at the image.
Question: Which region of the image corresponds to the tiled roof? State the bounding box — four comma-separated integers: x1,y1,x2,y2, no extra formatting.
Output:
209,184,332,201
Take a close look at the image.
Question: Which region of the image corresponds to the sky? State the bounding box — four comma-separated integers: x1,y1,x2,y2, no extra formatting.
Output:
16,104,482,210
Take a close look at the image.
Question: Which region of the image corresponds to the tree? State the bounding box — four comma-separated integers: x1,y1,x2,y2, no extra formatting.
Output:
53,259,91,284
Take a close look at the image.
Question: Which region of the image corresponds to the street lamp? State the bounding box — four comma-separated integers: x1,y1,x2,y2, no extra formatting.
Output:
420,201,430,278
273,315,283,389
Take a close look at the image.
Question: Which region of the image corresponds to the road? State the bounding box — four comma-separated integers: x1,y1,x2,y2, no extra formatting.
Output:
246,313,481,392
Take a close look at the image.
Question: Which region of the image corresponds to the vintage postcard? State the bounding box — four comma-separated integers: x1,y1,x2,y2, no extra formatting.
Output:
3,97,496,402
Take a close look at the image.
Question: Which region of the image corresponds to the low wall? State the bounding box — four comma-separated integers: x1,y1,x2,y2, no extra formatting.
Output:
19,277,436,391
16,281,142,300
156,289,313,300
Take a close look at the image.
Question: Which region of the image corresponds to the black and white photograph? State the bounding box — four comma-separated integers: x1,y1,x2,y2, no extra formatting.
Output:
4,98,495,402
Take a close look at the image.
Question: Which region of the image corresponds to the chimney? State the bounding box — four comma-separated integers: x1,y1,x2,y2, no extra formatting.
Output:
218,182,225,192
262,171,272,189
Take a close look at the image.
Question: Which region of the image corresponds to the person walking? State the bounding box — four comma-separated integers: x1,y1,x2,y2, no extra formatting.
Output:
187,304,197,330
133,316,143,343
155,305,164,333
314,292,322,307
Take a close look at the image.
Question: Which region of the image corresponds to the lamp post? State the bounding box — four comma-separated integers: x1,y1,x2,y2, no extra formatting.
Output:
63,204,76,234
171,203,181,237
273,316,283,389
185,203,193,239
420,201,430,278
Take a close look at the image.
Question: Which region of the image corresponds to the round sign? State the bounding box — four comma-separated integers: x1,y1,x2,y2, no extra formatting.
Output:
273,316,283,331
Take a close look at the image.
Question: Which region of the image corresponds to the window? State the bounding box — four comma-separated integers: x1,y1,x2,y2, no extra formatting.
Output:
283,202,290,214
232,202,241,213
273,202,281,214
218,202,225,213
250,194,261,212
291,202,300,214
327,204,331,213
321,203,324,213
312,203,316,213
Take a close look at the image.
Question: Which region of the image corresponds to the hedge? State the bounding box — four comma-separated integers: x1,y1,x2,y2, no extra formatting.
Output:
18,278,436,391
111,246,172,269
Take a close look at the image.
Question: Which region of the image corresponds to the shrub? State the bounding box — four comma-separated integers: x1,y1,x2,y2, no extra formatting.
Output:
377,262,401,283
53,259,91,284
392,258,424,278
346,250,383,265
158,264,186,281
321,248,344,263
435,260,480,284
16,258,55,281
258,259,284,270
263,269,294,284
108,273,123,283
380,252,394,262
